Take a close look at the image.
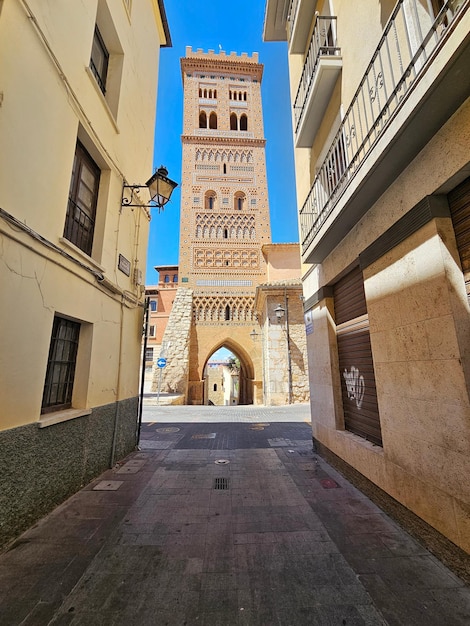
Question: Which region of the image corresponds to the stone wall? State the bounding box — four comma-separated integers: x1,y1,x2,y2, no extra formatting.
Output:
151,288,193,397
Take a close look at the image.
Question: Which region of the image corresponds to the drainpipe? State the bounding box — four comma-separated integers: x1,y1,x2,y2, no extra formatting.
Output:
110,299,125,467
137,296,150,446
284,288,292,405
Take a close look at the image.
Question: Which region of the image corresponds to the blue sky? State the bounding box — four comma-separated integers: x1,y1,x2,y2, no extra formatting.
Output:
146,0,298,284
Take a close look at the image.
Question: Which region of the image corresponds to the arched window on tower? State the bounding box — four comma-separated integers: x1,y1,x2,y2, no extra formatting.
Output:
234,192,246,211
230,113,238,131
208,89,212,99
199,111,207,128
224,228,228,239
243,92,247,101
205,190,216,210
199,88,202,97
225,305,230,321
240,114,248,131
209,112,217,129
214,89,217,98
204,89,207,98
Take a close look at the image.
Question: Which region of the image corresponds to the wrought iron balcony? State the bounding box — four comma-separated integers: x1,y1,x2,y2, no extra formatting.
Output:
287,0,319,53
300,0,470,263
293,16,342,148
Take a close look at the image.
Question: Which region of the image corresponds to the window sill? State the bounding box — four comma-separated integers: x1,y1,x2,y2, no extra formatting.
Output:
59,237,105,273
85,66,120,133
38,408,92,429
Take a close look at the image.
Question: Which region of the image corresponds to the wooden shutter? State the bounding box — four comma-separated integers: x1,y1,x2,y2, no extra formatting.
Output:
334,266,382,446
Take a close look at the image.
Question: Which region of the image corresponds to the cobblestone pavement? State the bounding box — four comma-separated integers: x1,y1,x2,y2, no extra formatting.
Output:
0,408,469,625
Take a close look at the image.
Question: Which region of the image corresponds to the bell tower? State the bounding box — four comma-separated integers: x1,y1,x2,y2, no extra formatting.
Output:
179,47,271,288
156,47,273,405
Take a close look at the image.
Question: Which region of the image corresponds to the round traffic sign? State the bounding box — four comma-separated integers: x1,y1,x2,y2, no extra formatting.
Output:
156,358,167,368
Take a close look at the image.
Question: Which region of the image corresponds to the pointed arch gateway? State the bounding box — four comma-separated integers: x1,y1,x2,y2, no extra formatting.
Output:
202,339,255,405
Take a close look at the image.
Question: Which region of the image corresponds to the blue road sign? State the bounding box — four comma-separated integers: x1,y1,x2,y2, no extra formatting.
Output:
157,358,167,368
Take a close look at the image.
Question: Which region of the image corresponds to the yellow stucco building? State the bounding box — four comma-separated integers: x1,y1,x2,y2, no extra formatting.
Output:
0,0,171,547
264,0,470,552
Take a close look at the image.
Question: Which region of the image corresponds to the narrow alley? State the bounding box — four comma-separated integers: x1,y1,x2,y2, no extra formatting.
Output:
0,405,468,625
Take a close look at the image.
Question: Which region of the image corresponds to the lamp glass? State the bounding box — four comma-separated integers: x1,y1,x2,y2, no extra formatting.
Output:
146,166,178,208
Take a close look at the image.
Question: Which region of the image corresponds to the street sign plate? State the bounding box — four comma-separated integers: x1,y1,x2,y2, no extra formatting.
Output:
157,358,167,368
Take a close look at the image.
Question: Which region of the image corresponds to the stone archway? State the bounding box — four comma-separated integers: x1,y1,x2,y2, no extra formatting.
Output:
200,339,255,406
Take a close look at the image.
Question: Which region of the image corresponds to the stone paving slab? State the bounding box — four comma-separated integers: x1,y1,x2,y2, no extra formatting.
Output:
0,420,469,625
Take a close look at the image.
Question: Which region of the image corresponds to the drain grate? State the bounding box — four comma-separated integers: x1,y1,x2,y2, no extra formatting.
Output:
213,477,230,490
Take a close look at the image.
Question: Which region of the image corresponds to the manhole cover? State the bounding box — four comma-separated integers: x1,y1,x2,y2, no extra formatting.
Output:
156,427,180,433
214,459,230,465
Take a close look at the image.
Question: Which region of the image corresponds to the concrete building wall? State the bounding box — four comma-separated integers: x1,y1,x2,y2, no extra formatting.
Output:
0,0,170,548
264,0,470,552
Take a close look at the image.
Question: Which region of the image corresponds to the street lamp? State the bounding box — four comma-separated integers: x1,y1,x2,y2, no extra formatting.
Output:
121,165,178,213
250,328,260,342
274,303,285,321
274,300,292,404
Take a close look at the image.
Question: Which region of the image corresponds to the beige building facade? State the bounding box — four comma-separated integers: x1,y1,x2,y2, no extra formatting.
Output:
0,0,170,547
264,0,470,552
153,47,309,406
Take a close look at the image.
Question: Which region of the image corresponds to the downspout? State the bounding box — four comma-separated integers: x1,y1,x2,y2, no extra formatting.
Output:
137,297,150,446
285,287,292,405
110,298,125,467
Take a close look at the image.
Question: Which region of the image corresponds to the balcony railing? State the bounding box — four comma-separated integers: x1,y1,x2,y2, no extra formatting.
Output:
300,0,465,258
293,15,340,134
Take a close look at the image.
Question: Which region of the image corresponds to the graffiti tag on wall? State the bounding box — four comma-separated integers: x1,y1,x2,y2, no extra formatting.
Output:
343,366,365,409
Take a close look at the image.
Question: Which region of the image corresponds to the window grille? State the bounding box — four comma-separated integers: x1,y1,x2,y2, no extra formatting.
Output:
41,317,80,413
90,26,109,94
64,141,100,256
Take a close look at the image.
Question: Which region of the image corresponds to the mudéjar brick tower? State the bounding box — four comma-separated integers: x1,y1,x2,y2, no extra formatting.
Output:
153,46,272,404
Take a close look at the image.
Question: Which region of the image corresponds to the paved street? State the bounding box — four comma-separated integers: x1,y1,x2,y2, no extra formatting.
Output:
0,404,469,625
141,401,312,423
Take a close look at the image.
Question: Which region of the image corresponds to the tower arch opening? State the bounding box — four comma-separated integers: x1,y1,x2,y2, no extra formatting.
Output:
203,342,254,405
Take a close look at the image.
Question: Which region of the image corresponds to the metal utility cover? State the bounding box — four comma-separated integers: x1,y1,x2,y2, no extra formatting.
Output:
156,427,180,433
93,481,123,491
213,477,230,490
191,433,217,439
267,438,289,447
319,478,340,489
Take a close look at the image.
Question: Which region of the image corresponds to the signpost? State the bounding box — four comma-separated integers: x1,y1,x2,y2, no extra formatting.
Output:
156,357,167,404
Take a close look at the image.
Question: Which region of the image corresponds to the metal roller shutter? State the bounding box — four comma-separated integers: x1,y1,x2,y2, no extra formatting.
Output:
448,177,470,296
334,266,382,446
